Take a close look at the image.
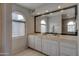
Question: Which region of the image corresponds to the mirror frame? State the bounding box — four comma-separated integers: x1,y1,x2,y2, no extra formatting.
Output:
34,5,78,36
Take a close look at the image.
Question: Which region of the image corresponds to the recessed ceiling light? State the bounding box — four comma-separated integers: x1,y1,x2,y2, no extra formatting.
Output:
58,5,61,9
45,10,48,12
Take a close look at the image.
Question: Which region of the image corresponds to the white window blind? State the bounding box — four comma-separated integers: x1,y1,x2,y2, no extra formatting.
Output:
12,12,25,37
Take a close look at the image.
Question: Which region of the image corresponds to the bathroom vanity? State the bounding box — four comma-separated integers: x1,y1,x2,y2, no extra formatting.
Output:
28,5,78,56
28,34,78,56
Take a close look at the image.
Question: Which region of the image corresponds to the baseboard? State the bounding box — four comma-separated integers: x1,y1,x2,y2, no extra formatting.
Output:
28,47,48,56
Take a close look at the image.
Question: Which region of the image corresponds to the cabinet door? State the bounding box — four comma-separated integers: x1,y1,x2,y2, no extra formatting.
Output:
60,42,77,56
28,36,35,49
42,39,49,55
47,40,58,56
34,36,42,51
42,38,58,56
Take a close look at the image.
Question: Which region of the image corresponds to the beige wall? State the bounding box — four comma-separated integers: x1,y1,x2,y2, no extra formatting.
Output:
27,16,34,34
0,4,2,53
0,4,12,56
77,4,79,56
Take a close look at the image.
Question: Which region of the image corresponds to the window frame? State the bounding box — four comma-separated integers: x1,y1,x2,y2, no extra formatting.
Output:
40,20,47,33
12,12,26,37
67,21,76,32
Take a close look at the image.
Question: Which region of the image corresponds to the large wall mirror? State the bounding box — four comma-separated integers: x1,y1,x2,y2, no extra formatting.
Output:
34,5,78,35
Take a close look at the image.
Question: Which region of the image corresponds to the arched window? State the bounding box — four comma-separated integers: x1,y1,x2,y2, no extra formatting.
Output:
12,12,25,21
12,12,26,37
41,20,46,33
41,20,46,25
67,21,76,32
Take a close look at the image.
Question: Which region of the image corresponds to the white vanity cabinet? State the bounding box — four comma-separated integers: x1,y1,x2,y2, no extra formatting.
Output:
60,40,77,56
28,35,42,52
34,36,42,52
28,35,35,49
28,34,77,56
42,37,59,56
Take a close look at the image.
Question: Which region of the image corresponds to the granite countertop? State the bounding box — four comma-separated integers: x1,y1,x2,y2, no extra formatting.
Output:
28,33,77,44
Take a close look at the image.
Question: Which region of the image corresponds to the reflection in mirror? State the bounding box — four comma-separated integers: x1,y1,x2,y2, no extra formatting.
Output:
41,20,47,33
67,21,76,32
36,13,62,34
35,5,77,35
62,8,76,35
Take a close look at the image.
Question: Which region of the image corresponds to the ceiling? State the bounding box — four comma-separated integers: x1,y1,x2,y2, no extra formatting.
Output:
17,3,77,15
17,3,44,10
17,3,76,10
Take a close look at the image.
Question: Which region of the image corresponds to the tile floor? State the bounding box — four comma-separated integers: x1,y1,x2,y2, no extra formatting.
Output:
15,48,46,56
